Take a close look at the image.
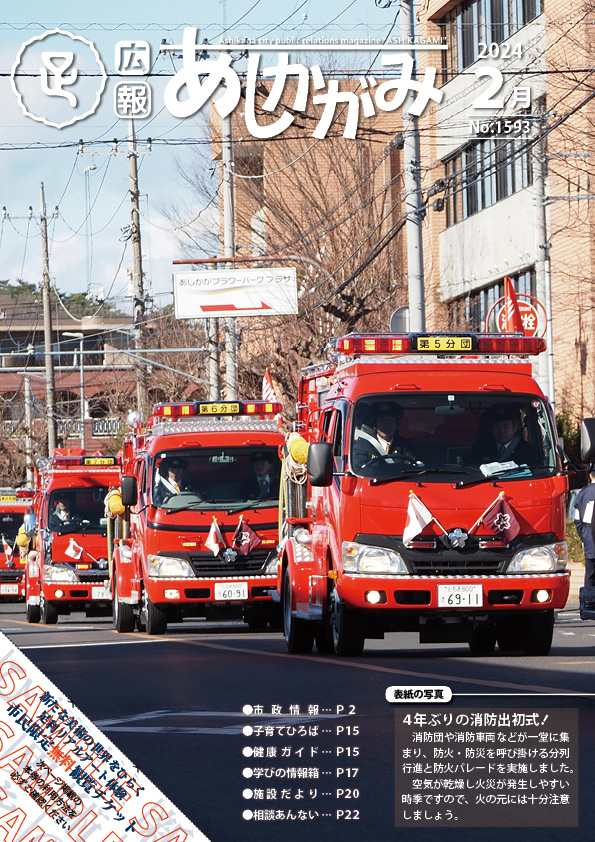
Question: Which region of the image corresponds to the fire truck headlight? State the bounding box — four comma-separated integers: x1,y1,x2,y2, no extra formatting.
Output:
508,542,566,573
264,557,279,574
342,542,406,574
147,554,195,578
44,564,78,584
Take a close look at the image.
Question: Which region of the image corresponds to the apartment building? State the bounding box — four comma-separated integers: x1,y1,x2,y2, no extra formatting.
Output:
417,0,595,419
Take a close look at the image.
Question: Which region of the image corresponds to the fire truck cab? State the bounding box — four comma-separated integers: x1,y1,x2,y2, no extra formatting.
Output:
26,450,120,624
109,400,284,635
0,488,34,601
279,332,570,656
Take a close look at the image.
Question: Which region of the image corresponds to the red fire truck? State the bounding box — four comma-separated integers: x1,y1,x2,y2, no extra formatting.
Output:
25,450,121,624
279,332,570,656
109,399,284,634
0,488,34,601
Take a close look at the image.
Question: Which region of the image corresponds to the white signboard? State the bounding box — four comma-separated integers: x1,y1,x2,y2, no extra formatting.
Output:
0,631,209,842
173,268,298,319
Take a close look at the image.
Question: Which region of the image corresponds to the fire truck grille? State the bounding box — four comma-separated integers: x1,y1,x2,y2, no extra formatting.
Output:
188,552,271,577
408,558,502,576
354,532,559,578
76,572,109,583
0,571,22,583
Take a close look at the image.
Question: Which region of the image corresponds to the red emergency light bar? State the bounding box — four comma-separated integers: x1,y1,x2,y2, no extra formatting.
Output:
49,456,119,468
151,400,282,419
332,333,546,357
0,489,33,500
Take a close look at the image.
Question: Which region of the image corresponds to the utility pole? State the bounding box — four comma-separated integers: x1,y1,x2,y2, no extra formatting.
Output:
533,114,555,408
40,182,57,454
206,318,221,401
24,376,33,486
221,0,238,400
401,0,426,333
128,119,150,419
222,113,238,400
63,332,85,449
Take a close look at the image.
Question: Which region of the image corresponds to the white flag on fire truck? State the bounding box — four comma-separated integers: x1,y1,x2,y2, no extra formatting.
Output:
205,517,225,556
402,493,434,546
65,537,84,559
2,536,13,565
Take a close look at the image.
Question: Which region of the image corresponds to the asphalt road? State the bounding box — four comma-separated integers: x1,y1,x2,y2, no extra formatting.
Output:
1,605,594,842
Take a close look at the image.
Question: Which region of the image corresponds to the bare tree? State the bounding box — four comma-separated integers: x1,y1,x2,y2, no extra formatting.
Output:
168,95,408,415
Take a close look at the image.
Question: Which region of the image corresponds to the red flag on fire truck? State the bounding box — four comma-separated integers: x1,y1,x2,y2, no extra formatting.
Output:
481,494,520,544
262,368,279,403
233,516,262,555
503,276,524,334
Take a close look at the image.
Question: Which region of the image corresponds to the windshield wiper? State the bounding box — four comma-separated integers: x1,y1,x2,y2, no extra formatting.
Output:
224,504,258,515
164,501,219,515
370,468,468,486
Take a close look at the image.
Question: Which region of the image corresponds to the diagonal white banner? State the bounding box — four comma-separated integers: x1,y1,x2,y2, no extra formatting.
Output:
0,632,209,842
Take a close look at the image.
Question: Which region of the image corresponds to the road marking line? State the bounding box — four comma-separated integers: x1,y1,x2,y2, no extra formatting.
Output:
1,619,111,631
165,637,592,695
17,639,165,650
554,661,595,665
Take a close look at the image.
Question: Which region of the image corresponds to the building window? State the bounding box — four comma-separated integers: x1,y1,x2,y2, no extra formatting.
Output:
445,135,532,226
441,0,542,81
448,267,536,331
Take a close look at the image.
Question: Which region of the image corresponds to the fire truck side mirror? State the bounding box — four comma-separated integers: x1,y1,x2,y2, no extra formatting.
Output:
580,418,595,463
120,476,138,507
23,510,37,537
307,442,334,487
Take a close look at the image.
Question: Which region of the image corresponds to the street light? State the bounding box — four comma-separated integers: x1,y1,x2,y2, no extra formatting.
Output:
62,331,85,450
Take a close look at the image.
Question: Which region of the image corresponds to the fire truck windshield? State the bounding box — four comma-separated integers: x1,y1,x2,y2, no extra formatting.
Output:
48,488,110,533
0,513,24,543
350,393,557,482
151,447,281,511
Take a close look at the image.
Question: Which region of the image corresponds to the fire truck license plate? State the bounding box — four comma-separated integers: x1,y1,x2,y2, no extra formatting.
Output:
437,584,483,607
0,584,19,595
92,586,110,600
214,582,248,601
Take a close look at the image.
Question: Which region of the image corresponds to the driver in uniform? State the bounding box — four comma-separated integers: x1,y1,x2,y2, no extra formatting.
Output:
48,495,78,530
154,456,190,505
352,402,417,470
